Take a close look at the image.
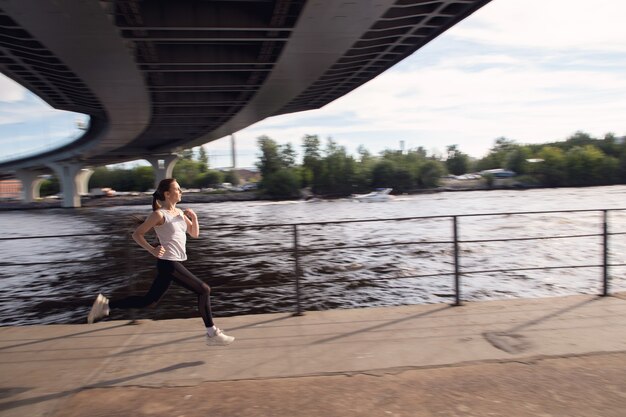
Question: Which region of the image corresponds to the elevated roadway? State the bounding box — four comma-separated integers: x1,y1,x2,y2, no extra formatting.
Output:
0,0,491,206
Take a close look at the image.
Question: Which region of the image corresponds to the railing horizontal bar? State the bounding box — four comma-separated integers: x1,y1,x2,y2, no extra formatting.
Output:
459,233,600,244
204,240,452,258
214,282,294,290
200,208,626,231
0,232,113,241
300,240,453,254
316,271,454,285
3,208,626,241
462,264,603,275
203,207,626,230
451,208,626,218
0,260,100,267
208,248,293,257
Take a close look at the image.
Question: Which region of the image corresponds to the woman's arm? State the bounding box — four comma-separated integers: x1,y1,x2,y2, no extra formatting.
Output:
132,211,166,257
183,208,200,238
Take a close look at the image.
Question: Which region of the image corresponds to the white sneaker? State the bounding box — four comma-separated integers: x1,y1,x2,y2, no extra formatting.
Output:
87,293,110,324
206,328,235,346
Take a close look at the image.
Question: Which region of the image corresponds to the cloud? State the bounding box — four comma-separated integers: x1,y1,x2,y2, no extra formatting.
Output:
0,75,26,102
227,53,626,160
448,0,626,52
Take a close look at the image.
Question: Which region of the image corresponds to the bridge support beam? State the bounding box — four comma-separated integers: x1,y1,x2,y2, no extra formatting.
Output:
15,169,45,203
76,168,94,195
146,154,179,189
48,162,85,208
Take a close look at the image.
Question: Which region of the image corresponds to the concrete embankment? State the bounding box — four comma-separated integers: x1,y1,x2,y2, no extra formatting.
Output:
0,191,265,210
0,293,625,416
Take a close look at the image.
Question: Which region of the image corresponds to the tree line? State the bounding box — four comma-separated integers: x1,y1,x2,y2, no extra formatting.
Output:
39,130,626,198
257,131,626,198
458,132,626,187
256,134,446,198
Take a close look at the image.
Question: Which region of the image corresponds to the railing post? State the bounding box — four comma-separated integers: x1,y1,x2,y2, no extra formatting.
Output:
602,210,609,296
293,224,303,316
452,216,461,306
126,231,137,324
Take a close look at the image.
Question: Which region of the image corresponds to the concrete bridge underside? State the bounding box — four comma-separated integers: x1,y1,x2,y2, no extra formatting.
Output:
0,0,491,206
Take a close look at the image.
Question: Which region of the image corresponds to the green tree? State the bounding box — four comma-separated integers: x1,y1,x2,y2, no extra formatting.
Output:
534,146,567,187
391,166,414,193
565,131,594,148
263,169,301,198
371,160,396,188
89,167,112,189
256,135,282,181
565,145,605,186
40,176,60,196
445,145,470,176
279,143,297,168
198,146,209,172
598,156,620,184
316,139,356,196
195,170,224,188
618,140,626,181
223,170,240,186
353,145,376,191
109,168,135,191
505,147,531,175
475,137,517,171
131,166,155,191
417,160,445,188
173,159,205,188
302,135,322,189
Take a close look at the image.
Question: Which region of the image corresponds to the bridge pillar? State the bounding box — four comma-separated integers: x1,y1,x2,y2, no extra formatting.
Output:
15,169,45,202
76,168,94,195
48,162,84,208
146,154,179,189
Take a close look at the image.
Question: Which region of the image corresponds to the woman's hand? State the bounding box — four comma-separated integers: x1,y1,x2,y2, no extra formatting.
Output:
152,245,166,258
183,208,200,238
183,208,197,220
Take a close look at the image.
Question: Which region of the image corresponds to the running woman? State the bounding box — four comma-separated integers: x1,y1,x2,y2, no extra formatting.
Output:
87,178,234,346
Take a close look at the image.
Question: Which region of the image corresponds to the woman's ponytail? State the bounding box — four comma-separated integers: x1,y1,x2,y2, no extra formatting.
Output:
152,191,161,211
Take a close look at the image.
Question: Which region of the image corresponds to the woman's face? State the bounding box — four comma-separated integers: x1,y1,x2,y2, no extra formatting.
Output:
165,181,182,203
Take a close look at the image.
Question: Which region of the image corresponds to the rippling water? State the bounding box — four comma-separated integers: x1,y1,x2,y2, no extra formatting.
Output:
1,185,625,326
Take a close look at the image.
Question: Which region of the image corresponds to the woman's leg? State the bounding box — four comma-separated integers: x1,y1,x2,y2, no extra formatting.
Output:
169,261,214,328
109,260,174,309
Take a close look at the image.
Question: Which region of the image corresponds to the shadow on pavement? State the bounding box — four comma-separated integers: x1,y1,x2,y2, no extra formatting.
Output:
0,361,204,412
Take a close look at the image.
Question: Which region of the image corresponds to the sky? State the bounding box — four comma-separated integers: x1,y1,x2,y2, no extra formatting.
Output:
1,0,625,169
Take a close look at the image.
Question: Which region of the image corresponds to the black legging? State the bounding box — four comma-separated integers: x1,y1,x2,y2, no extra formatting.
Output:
109,259,214,327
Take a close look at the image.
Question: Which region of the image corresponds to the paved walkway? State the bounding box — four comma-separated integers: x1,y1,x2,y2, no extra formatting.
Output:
1,293,625,417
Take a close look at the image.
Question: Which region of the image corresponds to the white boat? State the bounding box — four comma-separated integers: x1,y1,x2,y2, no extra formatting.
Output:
352,188,393,202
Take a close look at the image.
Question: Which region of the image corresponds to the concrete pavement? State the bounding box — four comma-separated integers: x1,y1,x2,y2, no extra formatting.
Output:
1,293,625,417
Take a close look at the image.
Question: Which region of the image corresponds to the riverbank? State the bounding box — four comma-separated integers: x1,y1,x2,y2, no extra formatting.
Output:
0,177,540,211
0,190,266,210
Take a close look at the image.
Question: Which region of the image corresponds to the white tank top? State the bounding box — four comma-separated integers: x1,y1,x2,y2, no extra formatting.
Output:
154,209,188,261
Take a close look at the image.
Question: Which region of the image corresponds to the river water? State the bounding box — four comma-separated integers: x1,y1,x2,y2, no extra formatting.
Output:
1,185,625,326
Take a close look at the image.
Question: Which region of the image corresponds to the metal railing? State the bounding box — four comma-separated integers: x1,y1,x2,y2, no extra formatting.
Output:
1,208,625,318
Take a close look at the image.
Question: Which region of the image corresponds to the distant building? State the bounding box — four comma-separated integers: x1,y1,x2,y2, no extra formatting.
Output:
0,179,21,199
220,168,261,183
